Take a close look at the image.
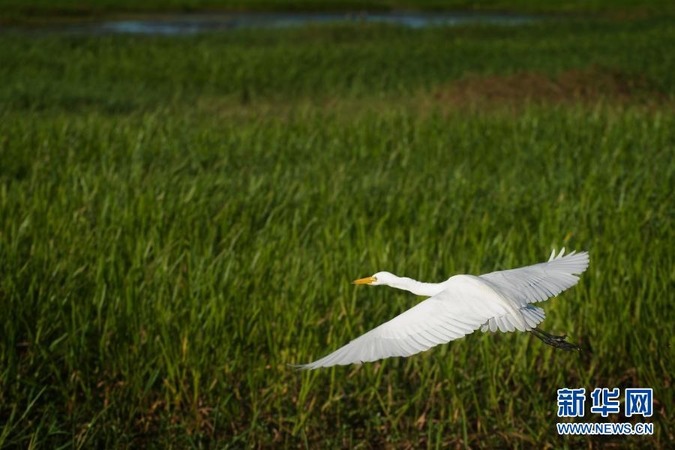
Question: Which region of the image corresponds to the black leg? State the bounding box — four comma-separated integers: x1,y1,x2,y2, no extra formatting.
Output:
530,327,581,352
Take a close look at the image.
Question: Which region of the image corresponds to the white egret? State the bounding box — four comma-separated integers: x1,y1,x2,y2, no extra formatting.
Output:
298,248,588,370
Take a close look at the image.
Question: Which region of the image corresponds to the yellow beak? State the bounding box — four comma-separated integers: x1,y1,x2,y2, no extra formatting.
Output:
353,276,376,285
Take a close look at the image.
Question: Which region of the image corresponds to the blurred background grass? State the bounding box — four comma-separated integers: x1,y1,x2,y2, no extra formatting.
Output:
0,2,673,448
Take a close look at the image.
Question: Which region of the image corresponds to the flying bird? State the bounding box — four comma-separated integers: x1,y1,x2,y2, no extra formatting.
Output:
298,249,588,370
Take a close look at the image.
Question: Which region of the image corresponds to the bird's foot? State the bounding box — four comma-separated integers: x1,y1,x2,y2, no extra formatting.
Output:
530,328,581,352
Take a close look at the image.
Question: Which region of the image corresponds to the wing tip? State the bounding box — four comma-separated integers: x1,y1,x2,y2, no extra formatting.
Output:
548,247,589,259
548,247,590,274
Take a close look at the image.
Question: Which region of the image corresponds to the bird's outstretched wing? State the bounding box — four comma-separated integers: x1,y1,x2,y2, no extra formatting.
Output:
479,248,589,308
297,276,507,370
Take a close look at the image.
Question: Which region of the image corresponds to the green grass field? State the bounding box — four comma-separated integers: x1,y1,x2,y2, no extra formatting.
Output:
0,10,673,449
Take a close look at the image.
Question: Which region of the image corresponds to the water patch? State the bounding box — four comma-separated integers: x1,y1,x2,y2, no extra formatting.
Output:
4,12,538,35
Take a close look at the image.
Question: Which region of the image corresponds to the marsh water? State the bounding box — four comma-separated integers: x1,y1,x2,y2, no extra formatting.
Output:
4,12,538,35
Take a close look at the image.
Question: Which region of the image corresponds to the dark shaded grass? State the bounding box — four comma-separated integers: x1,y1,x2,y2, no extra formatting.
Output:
2,0,674,23
1,18,673,114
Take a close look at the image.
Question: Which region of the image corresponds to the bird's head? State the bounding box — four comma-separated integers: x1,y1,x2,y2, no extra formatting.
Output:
353,271,397,286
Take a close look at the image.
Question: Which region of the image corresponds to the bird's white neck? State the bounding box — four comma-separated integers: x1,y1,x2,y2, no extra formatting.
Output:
386,275,446,297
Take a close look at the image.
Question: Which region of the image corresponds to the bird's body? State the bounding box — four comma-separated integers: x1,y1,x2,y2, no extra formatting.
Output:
299,249,588,370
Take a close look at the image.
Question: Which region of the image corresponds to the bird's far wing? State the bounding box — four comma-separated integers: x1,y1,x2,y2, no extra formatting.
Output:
297,277,509,370
479,248,589,308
